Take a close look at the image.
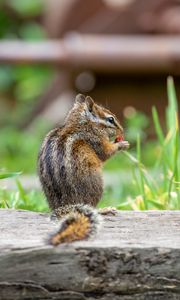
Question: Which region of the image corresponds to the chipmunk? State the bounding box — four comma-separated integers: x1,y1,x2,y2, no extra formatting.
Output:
38,94,129,245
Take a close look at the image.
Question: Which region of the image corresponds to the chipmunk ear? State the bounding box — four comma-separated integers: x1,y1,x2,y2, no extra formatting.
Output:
75,94,86,104
85,96,94,112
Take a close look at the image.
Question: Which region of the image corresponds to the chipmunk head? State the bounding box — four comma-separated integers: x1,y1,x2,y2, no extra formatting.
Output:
69,94,123,139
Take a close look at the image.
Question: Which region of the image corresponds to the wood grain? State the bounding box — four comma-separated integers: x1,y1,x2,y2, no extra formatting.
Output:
0,209,180,299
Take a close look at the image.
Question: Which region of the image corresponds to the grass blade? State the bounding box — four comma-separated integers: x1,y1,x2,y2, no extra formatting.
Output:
167,76,178,132
152,106,165,146
0,172,21,179
136,134,147,209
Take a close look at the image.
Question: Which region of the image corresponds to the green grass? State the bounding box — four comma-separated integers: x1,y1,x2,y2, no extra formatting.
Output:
0,172,48,211
99,76,180,210
0,77,179,211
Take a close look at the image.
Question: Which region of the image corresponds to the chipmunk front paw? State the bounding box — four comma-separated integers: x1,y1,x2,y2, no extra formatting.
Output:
117,141,130,150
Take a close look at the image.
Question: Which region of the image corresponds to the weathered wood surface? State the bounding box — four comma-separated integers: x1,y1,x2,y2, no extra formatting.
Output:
0,209,180,300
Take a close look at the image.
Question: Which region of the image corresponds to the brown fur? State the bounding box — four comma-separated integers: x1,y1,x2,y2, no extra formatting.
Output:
38,94,129,244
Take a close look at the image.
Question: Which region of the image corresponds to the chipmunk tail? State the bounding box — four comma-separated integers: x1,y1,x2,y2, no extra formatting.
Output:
49,204,101,246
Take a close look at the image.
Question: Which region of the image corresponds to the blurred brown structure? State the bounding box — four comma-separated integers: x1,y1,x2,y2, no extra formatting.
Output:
1,0,180,128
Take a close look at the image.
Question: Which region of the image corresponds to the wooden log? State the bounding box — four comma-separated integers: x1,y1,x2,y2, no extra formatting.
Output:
0,209,180,300
1,35,180,74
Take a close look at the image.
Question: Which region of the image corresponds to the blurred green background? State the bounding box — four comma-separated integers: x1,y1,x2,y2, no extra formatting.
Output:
0,0,179,211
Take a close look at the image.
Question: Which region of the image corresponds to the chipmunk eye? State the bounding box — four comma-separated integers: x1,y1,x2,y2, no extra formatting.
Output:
107,116,115,124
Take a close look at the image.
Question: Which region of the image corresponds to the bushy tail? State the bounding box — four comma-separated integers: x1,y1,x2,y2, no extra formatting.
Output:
49,204,101,246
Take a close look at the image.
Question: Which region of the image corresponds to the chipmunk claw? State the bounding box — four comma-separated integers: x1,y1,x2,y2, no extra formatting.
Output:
99,207,118,216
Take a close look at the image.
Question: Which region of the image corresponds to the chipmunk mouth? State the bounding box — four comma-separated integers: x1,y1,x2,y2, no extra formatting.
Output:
108,127,124,141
